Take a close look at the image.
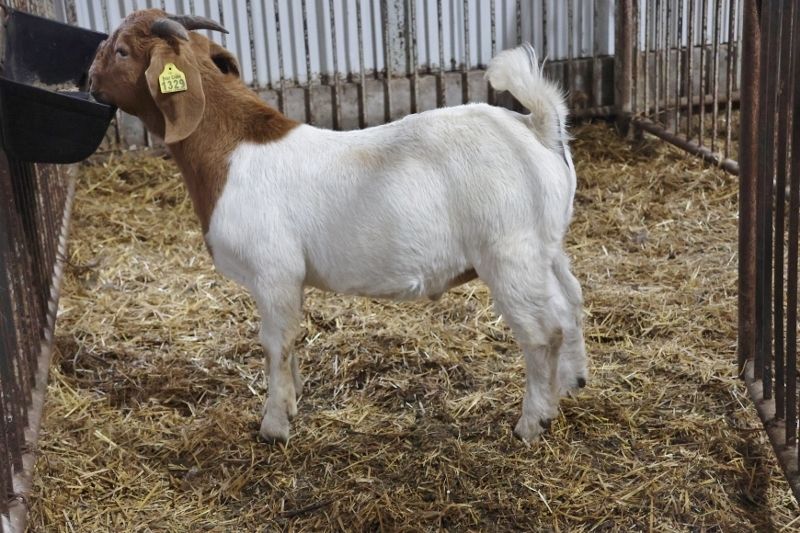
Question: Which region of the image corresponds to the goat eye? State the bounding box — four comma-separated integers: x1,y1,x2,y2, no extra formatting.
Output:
115,48,128,58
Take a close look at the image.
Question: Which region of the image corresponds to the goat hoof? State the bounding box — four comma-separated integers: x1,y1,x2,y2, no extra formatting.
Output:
539,418,553,430
259,413,290,443
577,377,586,388
514,416,544,443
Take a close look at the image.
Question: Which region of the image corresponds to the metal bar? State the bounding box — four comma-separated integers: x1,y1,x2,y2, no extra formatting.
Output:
788,0,800,449
593,0,602,110
567,0,574,94
675,0,684,132
615,0,633,134
633,118,739,174
755,0,778,394
216,0,225,51
408,0,418,114
664,0,672,128
272,0,285,114
773,0,795,422
382,0,391,122
654,0,662,122
488,0,496,105
461,0,469,104
699,0,708,145
515,0,521,45
711,0,722,152
725,0,738,158
687,0,695,139
356,0,367,127
634,0,641,116
436,0,444,108
329,0,341,129
300,0,313,124
542,0,548,58
245,0,256,87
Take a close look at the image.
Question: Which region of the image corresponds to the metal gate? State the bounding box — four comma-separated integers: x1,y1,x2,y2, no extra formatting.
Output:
737,0,800,501
623,0,742,174
0,4,76,533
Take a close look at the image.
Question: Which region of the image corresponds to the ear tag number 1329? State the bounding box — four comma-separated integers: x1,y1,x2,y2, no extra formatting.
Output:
159,63,187,94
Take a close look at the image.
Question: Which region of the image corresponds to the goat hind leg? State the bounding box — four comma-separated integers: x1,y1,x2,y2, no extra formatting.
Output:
552,251,588,395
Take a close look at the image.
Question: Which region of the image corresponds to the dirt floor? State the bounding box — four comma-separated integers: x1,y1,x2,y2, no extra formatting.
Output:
28,123,799,531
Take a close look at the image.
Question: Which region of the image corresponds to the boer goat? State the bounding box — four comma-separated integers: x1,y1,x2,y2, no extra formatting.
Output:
88,9,587,443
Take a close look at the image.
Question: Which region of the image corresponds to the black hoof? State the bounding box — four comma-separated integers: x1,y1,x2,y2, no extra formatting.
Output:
577,377,587,388
539,418,552,430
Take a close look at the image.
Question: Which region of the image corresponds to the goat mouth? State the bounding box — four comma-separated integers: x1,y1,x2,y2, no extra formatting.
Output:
89,90,109,104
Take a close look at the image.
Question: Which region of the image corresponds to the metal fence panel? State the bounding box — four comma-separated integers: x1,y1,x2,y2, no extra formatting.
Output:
630,0,742,174
0,4,76,533
738,0,800,502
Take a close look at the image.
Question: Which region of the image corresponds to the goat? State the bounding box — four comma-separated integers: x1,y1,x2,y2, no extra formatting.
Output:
88,9,587,443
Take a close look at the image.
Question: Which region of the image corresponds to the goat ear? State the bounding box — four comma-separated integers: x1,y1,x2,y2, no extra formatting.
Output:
208,41,240,77
145,42,205,144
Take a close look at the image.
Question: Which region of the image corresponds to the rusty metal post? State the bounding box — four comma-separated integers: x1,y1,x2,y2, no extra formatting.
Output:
615,0,634,134
738,0,760,376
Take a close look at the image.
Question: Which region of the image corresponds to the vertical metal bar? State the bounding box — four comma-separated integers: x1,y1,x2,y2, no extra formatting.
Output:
408,0,418,113
711,0,722,152
774,0,794,421
632,0,640,116
436,0,445,108
646,2,654,117
664,0,672,127
615,0,633,134
329,0,342,129
216,0,226,49
725,0,737,158
542,0,548,58
787,0,800,444
245,0,257,87
675,0,684,132
593,0,602,110
488,0,496,105
699,0,708,145
655,0,662,122
461,0,469,104
756,0,778,395
515,0,521,45
272,0,285,114
301,0,313,124
356,0,367,127
382,0,392,123
567,0,574,94
687,0,695,139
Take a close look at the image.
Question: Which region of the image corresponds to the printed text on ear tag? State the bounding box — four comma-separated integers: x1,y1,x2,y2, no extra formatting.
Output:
159,63,187,94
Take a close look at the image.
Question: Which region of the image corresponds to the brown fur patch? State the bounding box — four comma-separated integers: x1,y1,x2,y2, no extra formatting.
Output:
90,10,298,236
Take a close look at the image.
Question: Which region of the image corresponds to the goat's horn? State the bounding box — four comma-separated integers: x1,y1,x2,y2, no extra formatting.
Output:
168,14,229,34
151,18,189,41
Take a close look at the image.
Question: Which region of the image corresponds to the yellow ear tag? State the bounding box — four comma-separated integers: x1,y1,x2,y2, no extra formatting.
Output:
158,63,187,94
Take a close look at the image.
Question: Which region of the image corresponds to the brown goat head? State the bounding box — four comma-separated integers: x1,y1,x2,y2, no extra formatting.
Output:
89,9,237,143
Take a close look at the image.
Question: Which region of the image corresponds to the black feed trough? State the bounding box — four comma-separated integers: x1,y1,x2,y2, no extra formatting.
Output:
0,6,115,164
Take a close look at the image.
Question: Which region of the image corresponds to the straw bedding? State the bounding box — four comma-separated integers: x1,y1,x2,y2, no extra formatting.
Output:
28,123,798,531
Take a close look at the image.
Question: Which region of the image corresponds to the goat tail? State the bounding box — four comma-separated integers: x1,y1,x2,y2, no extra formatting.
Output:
485,43,570,153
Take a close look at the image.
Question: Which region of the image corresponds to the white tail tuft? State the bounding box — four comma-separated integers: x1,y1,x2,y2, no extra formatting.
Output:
485,43,570,156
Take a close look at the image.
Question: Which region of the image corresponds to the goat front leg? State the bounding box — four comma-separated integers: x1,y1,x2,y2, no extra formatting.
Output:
254,283,303,443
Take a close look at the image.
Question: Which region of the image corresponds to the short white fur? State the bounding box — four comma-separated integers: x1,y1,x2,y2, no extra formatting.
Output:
207,44,587,442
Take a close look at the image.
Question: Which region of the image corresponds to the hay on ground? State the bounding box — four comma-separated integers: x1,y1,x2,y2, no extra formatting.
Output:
29,123,798,531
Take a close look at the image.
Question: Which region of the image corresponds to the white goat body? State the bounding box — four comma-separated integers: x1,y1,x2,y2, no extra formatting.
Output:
205,45,587,442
